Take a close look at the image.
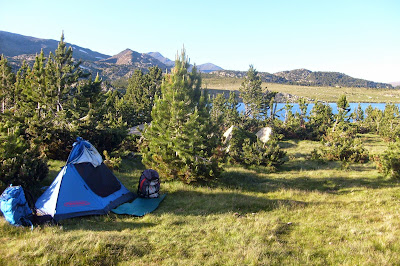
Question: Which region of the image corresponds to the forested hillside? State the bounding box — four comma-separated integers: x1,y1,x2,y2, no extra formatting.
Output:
210,68,393,89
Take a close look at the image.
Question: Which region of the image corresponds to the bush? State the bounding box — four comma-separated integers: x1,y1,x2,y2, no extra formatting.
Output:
226,127,257,163
226,127,286,168
242,138,287,168
0,126,48,191
377,141,400,179
76,124,128,156
313,123,369,164
103,150,122,170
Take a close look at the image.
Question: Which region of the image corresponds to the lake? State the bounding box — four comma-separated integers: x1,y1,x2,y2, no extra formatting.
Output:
237,102,399,120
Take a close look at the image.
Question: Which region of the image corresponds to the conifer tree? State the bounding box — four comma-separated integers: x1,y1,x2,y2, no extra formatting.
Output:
352,103,364,122
123,66,162,126
23,50,48,118
73,73,102,119
141,49,220,182
225,91,240,127
210,93,226,131
239,65,262,119
46,32,85,118
0,55,16,113
308,101,334,140
335,95,351,123
13,61,30,112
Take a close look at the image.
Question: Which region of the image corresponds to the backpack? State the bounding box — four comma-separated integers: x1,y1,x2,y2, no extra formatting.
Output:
0,185,33,227
137,169,160,198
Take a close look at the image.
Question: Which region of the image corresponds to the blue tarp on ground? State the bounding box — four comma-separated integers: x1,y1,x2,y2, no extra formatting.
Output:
111,194,166,217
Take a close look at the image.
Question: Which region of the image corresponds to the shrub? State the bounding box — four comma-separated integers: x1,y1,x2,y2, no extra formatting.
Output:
377,141,400,179
0,126,48,191
226,127,257,163
242,138,287,168
226,127,286,168
313,123,369,164
103,150,122,170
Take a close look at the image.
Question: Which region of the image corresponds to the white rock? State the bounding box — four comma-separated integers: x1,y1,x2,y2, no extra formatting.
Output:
256,127,273,143
223,125,237,144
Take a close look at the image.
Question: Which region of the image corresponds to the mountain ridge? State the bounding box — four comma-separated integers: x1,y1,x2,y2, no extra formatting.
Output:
209,68,392,89
0,30,110,61
0,31,223,74
0,30,394,88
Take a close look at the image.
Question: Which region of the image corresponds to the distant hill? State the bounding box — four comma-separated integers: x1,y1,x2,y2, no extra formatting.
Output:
147,52,223,73
147,52,175,67
274,69,392,89
0,30,110,61
210,70,291,83
210,69,393,89
0,31,394,88
197,63,223,73
146,52,224,73
101,49,168,70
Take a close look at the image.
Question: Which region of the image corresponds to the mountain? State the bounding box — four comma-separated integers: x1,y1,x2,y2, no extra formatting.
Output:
210,69,393,89
0,31,394,88
147,52,175,67
210,70,291,83
101,49,167,69
0,30,110,61
274,69,392,89
274,69,312,83
146,52,224,73
390,81,400,87
197,63,223,73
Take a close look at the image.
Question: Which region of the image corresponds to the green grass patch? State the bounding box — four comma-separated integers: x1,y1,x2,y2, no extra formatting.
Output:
1,135,400,264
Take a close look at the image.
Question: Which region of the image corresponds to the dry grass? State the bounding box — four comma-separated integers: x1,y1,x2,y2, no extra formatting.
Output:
202,76,400,103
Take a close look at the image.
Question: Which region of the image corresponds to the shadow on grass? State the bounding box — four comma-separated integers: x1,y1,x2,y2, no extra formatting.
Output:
156,190,307,216
60,216,156,232
215,168,399,194
279,139,300,149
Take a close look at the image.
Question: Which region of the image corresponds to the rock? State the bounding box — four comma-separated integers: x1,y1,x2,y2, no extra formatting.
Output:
128,123,147,136
256,127,273,143
223,125,237,144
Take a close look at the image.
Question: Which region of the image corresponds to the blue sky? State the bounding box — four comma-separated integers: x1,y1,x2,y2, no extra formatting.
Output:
1,0,399,82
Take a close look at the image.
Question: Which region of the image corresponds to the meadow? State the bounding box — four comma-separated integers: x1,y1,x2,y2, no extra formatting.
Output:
202,76,400,103
1,134,399,265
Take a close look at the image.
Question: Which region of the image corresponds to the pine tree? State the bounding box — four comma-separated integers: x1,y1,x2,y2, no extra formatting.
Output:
308,100,334,140
0,55,16,113
14,61,30,113
73,73,102,119
336,95,351,123
210,93,226,131
46,32,86,118
141,49,220,182
23,50,48,118
225,91,240,127
352,103,364,122
239,65,262,119
123,66,162,126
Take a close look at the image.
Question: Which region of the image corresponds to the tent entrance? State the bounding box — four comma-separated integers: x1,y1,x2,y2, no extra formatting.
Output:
74,163,121,197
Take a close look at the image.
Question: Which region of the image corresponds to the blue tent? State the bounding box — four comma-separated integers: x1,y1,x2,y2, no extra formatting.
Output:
35,138,135,221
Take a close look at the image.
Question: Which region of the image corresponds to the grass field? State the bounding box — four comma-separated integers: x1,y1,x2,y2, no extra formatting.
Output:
1,134,400,265
202,76,400,103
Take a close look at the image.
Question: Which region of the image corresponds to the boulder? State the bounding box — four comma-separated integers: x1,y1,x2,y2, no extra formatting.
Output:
222,125,237,144
128,123,147,136
256,127,273,143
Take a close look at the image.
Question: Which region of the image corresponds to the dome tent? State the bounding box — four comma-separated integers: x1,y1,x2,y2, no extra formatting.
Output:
35,137,135,222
